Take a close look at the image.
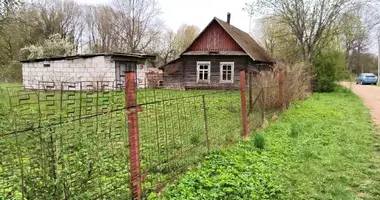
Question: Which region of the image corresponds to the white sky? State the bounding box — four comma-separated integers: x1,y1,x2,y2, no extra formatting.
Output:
75,0,260,36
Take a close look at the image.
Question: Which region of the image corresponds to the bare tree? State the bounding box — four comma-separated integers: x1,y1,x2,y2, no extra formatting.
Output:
341,12,368,71
248,0,356,61
260,15,301,63
0,0,21,21
146,24,199,67
83,5,121,53
112,0,163,53
158,30,176,64
260,16,282,55
27,0,84,49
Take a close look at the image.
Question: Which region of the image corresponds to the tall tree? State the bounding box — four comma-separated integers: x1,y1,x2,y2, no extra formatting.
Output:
112,0,163,53
260,15,301,63
0,0,21,21
340,12,368,71
157,30,177,64
30,0,84,45
247,0,356,62
83,5,121,53
145,24,200,66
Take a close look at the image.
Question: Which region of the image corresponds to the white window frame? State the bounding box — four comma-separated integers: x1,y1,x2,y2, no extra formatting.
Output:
219,62,234,83
196,61,211,84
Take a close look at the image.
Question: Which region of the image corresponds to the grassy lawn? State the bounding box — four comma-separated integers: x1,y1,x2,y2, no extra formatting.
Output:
0,83,254,199
159,87,380,200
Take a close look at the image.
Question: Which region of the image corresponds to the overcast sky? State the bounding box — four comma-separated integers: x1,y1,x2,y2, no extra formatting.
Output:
75,0,259,36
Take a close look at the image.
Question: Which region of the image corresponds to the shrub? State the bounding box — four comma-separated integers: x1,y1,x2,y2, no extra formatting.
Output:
284,62,313,104
249,62,312,109
0,62,22,83
312,50,345,92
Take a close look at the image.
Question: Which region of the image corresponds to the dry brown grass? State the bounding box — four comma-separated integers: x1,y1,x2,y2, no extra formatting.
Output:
249,62,312,109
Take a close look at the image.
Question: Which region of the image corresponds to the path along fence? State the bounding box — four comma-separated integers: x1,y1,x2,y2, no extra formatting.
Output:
0,69,287,200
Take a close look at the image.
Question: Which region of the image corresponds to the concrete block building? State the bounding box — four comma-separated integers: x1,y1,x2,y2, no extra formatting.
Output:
21,53,160,90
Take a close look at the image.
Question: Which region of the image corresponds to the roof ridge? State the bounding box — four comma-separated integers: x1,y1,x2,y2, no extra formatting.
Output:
215,17,275,63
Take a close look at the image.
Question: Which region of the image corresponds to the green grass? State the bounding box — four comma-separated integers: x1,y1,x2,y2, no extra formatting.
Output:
159,86,380,200
0,83,256,199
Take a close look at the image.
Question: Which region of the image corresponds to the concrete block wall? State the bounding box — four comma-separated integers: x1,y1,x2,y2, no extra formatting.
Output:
22,56,116,90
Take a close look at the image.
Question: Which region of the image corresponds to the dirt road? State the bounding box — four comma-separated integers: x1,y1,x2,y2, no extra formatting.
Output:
341,82,380,125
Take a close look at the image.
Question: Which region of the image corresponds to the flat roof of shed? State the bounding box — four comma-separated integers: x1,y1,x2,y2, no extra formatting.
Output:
20,52,156,63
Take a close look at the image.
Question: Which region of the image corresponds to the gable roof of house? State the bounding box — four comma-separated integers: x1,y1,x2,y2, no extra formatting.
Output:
180,17,275,63
214,18,275,63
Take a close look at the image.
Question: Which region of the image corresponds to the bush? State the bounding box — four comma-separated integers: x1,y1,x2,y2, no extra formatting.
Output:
313,51,345,92
284,62,312,103
315,76,336,92
249,62,312,109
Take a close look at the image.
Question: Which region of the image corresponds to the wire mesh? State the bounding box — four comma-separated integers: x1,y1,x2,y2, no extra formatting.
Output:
1,81,131,199
1,71,270,199
135,81,243,197
246,70,283,133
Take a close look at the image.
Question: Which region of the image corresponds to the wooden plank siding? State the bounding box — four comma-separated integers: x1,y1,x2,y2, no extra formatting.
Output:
162,60,184,89
187,21,244,52
182,55,249,90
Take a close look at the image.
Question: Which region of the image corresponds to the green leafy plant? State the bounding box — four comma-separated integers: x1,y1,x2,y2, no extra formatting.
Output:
290,123,300,138
190,134,201,146
254,133,265,149
312,50,345,92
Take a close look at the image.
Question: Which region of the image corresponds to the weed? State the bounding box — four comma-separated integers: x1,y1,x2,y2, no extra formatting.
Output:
190,134,200,146
290,123,300,138
254,134,265,150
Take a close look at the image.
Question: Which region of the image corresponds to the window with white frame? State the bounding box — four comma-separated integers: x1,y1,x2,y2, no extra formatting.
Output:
220,62,234,83
197,61,211,83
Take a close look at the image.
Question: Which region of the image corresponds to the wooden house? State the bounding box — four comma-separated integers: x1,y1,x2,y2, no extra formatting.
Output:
162,13,275,90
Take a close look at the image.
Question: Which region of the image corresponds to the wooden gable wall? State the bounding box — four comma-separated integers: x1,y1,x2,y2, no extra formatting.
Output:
186,20,244,52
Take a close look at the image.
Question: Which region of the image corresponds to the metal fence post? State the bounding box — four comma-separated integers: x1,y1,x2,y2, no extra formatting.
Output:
261,88,265,126
248,71,253,114
278,68,286,110
125,71,142,200
202,95,210,153
240,70,248,138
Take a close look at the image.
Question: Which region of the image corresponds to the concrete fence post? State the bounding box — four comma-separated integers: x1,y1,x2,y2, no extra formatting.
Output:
240,70,248,138
125,71,142,200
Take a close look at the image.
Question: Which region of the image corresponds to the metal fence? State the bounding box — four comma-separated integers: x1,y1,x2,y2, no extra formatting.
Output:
1,82,130,199
0,70,286,199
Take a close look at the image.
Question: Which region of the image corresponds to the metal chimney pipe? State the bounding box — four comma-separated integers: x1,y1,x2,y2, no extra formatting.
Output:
227,12,231,24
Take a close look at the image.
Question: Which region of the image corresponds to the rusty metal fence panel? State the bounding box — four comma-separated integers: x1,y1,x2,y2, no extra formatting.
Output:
0,70,277,199
135,80,243,198
246,69,286,133
1,82,131,199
